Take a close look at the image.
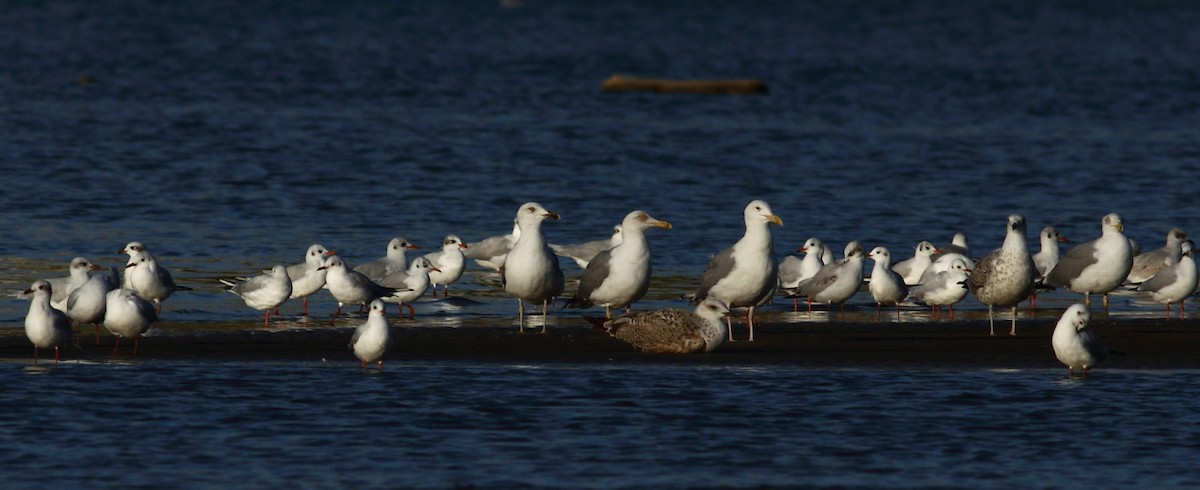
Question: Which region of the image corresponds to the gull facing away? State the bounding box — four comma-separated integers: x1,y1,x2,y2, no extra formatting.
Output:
1126,227,1189,284
893,241,937,287
1136,240,1197,320
1052,303,1109,376
867,246,908,321
778,237,827,311
46,257,102,310
565,210,672,318
584,298,731,354
318,255,400,325
1030,226,1070,308
501,202,565,333
354,237,420,282
551,224,623,269
104,288,158,355
377,257,438,319
465,220,521,272
691,200,781,342
121,242,191,315
220,265,293,327
794,241,866,315
909,258,971,320
1044,213,1134,308
65,270,118,345
284,244,335,317
23,280,72,366
350,299,390,371
422,235,469,297
968,214,1036,336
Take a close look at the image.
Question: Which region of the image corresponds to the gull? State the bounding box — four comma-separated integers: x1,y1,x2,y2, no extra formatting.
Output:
892,241,937,286
867,246,908,321
354,237,420,281
103,288,158,355
318,255,399,325
65,270,118,345
1126,227,1189,284
220,265,293,327
928,232,974,272
120,242,189,315
1044,213,1134,308
501,202,564,333
1136,240,1197,320
378,257,438,319
465,220,521,272
778,237,827,311
1052,303,1109,376
22,280,72,366
584,298,731,354
968,214,1036,336
795,241,866,315
284,244,335,316
349,299,390,370
47,257,102,310
551,224,623,269
691,200,781,342
565,210,671,318
1033,226,1070,278
422,235,469,297
909,257,971,320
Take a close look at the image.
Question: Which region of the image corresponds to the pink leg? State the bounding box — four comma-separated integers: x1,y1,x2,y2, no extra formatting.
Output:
112,336,121,356
405,303,416,320
329,305,343,326
301,298,309,316
54,346,60,366
32,346,39,365
133,337,140,356
94,324,101,346
377,360,384,370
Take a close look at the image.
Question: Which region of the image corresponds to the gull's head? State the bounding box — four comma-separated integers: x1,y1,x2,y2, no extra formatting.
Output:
1007,214,1026,234
1060,303,1090,332
23,279,52,297
1102,213,1125,233
844,241,864,260
744,200,782,227
318,255,345,271
120,241,147,255
442,235,466,249
389,237,419,254
515,202,560,226
916,241,936,255
868,246,889,263
623,210,672,232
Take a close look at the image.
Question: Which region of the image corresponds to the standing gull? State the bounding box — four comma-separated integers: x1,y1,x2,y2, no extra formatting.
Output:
378,257,438,319
1030,226,1070,308
1044,213,1134,308
585,298,731,354
284,244,335,316
909,258,971,320
867,246,908,321
794,241,866,315
318,255,399,325
691,200,781,342
65,270,118,345
893,241,937,286
354,237,420,281
968,214,1037,336
47,257,102,310
121,242,190,315
350,300,390,370
23,280,72,366
103,288,158,355
551,224,623,269
1052,303,1109,376
778,237,827,311
501,202,564,333
422,235,469,297
220,265,293,327
928,232,974,272
465,221,521,272
565,210,671,318
1126,227,1189,284
1136,240,1197,320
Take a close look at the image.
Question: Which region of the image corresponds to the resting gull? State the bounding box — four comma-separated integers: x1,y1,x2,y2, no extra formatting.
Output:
1126,227,1188,284
378,257,438,319
124,250,188,316
22,280,72,366
551,224,623,269
65,267,118,345
867,246,908,321
220,265,293,327
565,210,671,318
354,237,420,281
1136,240,1197,320
585,298,730,354
46,257,101,310
465,220,521,272
422,235,468,297
892,241,937,287
350,299,390,370
909,257,971,320
319,255,400,325
968,214,1036,336
795,241,866,315
778,237,826,311
501,202,565,333
103,288,158,355
691,200,781,342
1044,213,1134,308
1052,303,1109,376
284,244,335,316
1030,226,1069,308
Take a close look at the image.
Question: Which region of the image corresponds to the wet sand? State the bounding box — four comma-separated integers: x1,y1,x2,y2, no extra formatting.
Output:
2,316,1198,369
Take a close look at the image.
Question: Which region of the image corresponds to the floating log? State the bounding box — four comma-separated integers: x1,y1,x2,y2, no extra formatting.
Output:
601,75,768,95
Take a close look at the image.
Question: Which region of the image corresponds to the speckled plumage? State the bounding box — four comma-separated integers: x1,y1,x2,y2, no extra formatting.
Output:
969,214,1036,336
594,298,730,354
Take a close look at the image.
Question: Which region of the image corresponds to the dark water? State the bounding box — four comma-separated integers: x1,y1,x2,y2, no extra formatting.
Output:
3,0,1200,486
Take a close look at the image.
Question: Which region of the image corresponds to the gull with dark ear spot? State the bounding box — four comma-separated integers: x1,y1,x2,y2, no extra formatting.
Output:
1030,226,1070,308
465,220,521,272
551,224,623,270
1044,213,1134,309
565,210,671,318
793,241,866,316
909,258,971,320
422,235,469,298
1052,303,1109,376
45,257,102,310
350,300,390,370
104,287,158,356
501,202,565,333
124,250,188,317
378,257,439,319
318,255,400,325
691,200,781,342
354,237,420,281
1136,240,1197,320
283,244,336,317
892,241,937,287
778,237,827,311
968,214,1036,336
66,268,118,345
1126,227,1189,285
220,265,293,327
867,246,907,321
23,280,72,366
584,298,730,354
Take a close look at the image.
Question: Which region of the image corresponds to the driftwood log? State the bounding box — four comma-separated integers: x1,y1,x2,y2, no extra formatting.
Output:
601,75,768,94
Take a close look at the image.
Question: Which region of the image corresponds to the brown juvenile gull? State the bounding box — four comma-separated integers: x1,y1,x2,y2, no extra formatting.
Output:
1052,303,1109,376
585,298,730,354
565,211,671,318
968,214,1036,336
551,224,623,269
691,200,782,342
501,202,565,333
1044,213,1134,308
1126,227,1189,284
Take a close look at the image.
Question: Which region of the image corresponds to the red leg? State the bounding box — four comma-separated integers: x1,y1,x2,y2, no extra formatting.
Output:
329,305,343,326
112,336,121,356
32,346,39,365
405,304,416,320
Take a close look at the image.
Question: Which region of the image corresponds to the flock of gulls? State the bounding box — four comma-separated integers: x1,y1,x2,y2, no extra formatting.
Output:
16,200,1197,375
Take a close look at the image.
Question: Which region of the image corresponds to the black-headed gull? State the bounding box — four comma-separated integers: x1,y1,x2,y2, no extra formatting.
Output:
378,257,438,319
221,265,293,327
23,280,72,365
350,299,390,370
354,237,420,282
422,235,468,298
1052,303,1109,376
1126,227,1188,284
795,241,866,316
1136,240,1197,320
318,255,399,325
909,257,971,320
867,246,907,321
284,244,335,316
103,288,158,355
550,224,622,269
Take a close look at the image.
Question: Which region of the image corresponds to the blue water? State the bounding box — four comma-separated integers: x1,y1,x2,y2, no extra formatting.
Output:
3,0,1200,487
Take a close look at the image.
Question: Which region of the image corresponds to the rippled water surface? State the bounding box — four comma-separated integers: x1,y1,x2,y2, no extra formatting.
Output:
3,0,1200,486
